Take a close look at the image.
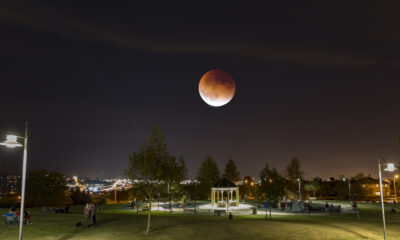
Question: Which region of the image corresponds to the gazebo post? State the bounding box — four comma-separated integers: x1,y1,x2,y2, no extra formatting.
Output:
236,187,239,206
221,190,224,206
211,189,214,207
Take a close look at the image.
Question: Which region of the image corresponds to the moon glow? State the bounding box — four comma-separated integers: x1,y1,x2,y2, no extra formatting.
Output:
198,70,236,107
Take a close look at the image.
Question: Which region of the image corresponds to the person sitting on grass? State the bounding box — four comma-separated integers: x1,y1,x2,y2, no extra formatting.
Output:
24,210,32,224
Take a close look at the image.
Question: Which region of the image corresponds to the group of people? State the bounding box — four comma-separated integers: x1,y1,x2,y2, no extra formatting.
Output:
325,202,342,214
7,206,31,224
84,203,97,227
42,205,70,214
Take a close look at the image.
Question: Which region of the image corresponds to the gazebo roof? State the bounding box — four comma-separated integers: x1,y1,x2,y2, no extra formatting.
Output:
213,177,236,188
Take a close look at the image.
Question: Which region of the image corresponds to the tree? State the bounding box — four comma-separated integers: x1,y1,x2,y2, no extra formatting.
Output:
223,159,240,182
164,155,187,203
196,155,220,199
240,176,255,200
26,170,71,207
259,163,285,219
285,158,303,179
70,187,91,205
126,127,177,233
334,177,350,201
304,179,321,198
285,158,303,198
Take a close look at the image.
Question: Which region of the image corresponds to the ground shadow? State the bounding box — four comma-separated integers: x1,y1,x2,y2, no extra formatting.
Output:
322,223,372,239
96,218,117,226
57,218,117,240
57,228,82,240
149,219,197,233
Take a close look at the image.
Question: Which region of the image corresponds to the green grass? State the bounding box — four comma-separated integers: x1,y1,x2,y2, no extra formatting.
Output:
1,203,400,240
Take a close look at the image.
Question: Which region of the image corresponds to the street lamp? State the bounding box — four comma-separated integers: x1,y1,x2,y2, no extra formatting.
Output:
0,122,28,240
342,177,352,204
378,159,396,240
297,178,301,200
394,175,399,203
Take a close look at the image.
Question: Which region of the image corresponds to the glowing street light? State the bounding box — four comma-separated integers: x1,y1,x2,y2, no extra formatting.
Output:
0,122,28,240
0,135,23,148
378,159,396,240
384,163,396,172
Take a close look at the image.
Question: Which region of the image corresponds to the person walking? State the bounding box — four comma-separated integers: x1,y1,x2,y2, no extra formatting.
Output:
352,200,360,219
91,203,97,227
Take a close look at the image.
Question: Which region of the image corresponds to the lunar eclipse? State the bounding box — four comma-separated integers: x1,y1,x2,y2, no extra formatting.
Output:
198,70,236,107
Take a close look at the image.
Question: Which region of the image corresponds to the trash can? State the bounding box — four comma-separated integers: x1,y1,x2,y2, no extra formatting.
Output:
252,208,257,215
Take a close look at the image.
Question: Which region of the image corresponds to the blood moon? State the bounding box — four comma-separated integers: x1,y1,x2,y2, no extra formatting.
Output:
198,70,236,107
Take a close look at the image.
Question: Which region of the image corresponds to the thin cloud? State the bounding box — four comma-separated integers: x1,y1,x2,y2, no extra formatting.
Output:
0,2,376,68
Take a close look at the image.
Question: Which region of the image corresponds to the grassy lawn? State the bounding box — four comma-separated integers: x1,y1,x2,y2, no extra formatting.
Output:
1,203,400,240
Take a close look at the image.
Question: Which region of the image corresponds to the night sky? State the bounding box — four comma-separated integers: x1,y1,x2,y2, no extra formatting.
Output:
1,1,400,178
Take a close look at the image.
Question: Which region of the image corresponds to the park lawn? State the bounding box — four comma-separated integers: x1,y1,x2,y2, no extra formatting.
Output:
1,203,400,240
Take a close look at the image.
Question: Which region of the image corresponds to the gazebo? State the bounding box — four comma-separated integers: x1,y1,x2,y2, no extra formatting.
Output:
211,177,239,208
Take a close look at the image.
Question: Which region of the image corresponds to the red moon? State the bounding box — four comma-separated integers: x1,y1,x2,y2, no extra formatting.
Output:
198,70,236,107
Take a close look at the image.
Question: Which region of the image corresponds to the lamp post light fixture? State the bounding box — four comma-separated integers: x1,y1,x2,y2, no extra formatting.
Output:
378,159,396,240
0,122,28,240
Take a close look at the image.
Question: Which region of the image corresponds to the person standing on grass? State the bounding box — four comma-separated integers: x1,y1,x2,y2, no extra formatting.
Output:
329,204,334,215
91,203,97,227
84,203,91,227
325,202,329,214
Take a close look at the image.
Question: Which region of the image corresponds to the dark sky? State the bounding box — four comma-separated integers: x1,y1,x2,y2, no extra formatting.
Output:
1,1,400,178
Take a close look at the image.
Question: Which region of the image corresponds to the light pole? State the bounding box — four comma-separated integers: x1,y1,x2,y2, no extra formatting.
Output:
394,175,398,203
378,159,396,240
0,122,28,240
342,178,352,204
297,178,301,200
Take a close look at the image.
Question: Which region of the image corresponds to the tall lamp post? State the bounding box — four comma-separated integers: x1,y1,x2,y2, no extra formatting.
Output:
342,177,352,204
394,175,398,203
0,122,28,240
297,178,301,200
378,159,396,240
